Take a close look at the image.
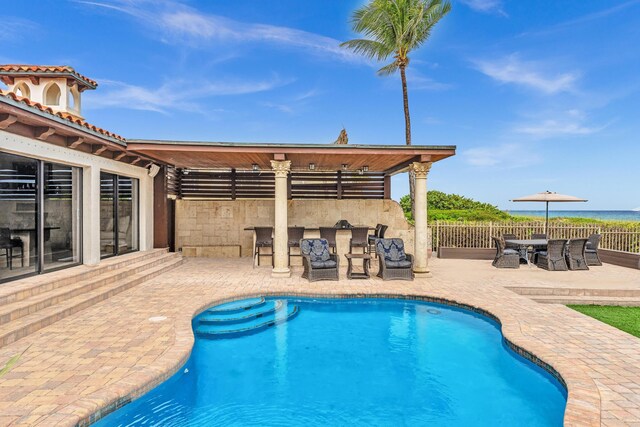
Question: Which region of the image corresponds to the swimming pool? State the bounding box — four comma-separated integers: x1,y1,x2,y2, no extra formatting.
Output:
94,297,567,426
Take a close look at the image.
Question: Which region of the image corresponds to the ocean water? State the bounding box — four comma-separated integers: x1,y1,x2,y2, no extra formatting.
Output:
94,297,567,427
508,210,640,222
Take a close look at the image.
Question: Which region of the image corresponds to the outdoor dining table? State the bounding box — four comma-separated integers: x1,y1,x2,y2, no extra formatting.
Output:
504,239,548,266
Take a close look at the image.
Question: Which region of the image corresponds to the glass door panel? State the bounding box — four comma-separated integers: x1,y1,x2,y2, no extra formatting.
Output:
43,163,81,271
100,172,116,258
117,176,139,253
0,152,38,281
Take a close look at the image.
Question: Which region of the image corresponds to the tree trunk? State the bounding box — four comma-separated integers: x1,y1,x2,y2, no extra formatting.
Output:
400,64,415,220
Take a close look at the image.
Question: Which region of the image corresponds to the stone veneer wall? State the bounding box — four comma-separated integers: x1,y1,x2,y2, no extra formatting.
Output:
175,199,419,260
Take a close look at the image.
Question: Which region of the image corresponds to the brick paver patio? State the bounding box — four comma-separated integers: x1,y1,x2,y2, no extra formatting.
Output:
0,257,639,426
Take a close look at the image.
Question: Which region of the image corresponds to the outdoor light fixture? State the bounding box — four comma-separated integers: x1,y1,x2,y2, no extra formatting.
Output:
252,163,259,172
342,164,348,171
358,168,364,175
309,163,315,170
362,165,369,172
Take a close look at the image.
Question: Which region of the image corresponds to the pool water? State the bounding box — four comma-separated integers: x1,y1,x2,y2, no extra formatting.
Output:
94,298,567,426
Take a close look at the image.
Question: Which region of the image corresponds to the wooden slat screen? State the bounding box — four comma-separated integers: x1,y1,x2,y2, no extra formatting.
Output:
174,169,385,200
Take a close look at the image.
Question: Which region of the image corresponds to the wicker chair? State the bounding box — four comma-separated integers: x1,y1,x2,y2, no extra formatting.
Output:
300,238,339,282
530,233,547,263
491,237,519,269
254,227,273,267
375,238,414,281
585,234,602,266
319,227,337,254
565,238,589,270
350,227,370,254
0,228,23,270
287,227,305,265
368,224,388,257
535,239,568,271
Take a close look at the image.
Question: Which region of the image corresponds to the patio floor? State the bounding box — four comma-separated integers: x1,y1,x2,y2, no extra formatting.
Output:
0,257,639,426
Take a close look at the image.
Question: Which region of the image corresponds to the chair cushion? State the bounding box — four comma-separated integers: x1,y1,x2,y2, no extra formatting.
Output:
537,251,548,256
385,259,412,269
310,259,337,269
301,239,330,262
504,249,519,255
376,238,407,262
585,249,597,253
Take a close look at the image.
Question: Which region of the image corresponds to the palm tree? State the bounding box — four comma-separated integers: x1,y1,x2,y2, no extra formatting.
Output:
341,0,451,212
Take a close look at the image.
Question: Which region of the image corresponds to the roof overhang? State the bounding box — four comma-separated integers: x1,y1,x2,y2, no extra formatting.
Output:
127,140,456,174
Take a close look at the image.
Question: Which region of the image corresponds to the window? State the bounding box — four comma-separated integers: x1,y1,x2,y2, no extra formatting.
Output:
100,172,139,258
14,83,30,99
44,83,61,106
0,151,82,282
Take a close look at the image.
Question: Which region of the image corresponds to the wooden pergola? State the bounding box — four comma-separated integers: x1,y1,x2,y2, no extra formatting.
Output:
128,139,456,278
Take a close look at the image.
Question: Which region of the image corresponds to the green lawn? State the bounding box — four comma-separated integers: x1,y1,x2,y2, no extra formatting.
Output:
568,305,640,338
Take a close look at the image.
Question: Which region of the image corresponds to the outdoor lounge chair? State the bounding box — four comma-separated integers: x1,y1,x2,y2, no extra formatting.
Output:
254,227,274,267
565,238,589,270
375,238,414,281
535,239,568,271
300,238,339,282
585,234,603,266
491,236,519,269
502,233,519,250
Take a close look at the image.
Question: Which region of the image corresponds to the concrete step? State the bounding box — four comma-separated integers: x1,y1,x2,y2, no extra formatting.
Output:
507,286,640,298
532,295,640,306
0,249,170,306
0,253,181,325
0,256,183,348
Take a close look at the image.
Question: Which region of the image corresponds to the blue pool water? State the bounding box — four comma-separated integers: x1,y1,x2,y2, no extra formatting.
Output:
94,298,567,426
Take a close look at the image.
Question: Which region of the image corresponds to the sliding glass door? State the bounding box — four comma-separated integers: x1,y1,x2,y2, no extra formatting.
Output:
100,172,139,258
0,151,82,282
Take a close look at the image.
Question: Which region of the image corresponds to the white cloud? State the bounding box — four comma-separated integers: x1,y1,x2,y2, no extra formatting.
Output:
0,17,38,42
407,69,452,91
474,54,578,94
514,109,607,138
85,76,288,114
463,143,540,168
78,0,361,63
458,0,506,15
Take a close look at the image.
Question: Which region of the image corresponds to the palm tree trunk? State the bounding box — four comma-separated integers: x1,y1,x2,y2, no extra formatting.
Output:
400,64,416,220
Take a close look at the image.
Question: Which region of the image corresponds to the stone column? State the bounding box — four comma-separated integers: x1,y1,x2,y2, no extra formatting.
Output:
82,165,101,266
411,162,432,276
271,160,291,277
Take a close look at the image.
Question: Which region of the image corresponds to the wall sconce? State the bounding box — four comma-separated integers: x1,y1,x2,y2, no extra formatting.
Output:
358,168,364,175
341,164,348,171
362,165,369,172
252,163,259,172
183,169,190,175
308,163,315,171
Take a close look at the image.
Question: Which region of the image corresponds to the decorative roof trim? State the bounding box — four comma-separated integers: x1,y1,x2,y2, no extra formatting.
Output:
0,65,98,89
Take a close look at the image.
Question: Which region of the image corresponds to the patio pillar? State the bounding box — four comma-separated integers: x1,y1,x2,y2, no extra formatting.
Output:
411,161,432,277
271,160,291,278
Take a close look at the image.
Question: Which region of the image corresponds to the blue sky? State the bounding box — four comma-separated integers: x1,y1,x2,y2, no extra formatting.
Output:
2,0,639,210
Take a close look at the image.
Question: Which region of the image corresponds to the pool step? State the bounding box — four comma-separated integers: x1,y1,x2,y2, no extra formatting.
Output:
196,300,299,339
206,297,266,314
200,300,283,325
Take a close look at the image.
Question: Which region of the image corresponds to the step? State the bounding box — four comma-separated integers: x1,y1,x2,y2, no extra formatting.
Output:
206,297,266,314
199,300,283,325
0,256,183,348
507,286,640,298
532,295,640,306
0,253,181,325
196,303,299,339
0,249,170,306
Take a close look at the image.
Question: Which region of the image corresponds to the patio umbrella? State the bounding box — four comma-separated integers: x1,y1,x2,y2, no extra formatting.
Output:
511,191,587,235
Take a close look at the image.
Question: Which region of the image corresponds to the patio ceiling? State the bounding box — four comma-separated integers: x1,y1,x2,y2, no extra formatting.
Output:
126,140,456,174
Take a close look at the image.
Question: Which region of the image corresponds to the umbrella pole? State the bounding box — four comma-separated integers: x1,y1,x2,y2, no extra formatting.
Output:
545,201,549,236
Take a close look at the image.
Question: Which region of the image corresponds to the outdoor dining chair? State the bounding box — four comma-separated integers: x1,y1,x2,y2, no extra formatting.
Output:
491,236,520,269
254,227,274,267
530,233,547,263
349,227,370,254
585,234,603,266
368,224,388,257
535,239,568,271
287,227,306,265
565,238,589,270
319,227,337,254
502,233,519,250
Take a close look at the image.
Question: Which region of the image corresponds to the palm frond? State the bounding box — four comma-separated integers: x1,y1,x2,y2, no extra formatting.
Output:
377,61,400,76
340,39,394,61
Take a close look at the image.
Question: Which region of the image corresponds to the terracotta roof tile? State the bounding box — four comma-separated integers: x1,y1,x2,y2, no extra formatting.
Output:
0,64,98,89
0,90,124,141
